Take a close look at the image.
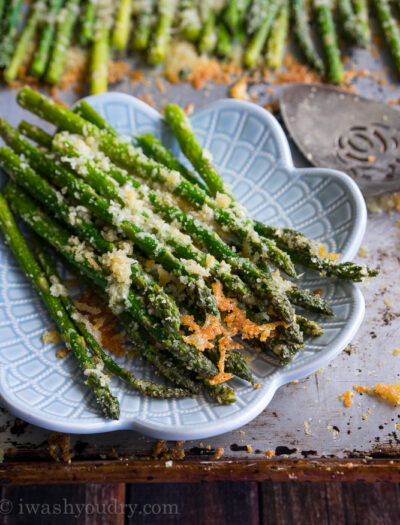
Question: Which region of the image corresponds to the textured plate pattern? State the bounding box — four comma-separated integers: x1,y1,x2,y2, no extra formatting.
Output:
0,94,366,438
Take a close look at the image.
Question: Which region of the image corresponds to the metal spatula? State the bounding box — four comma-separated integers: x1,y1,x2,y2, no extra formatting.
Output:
280,83,400,196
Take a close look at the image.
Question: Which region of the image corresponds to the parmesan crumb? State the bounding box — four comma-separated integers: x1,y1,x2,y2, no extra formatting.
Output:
42,329,62,344
357,245,370,258
340,390,354,407
213,447,224,460
230,77,249,100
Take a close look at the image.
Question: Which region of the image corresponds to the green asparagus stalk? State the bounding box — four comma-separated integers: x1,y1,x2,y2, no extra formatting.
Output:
292,0,324,73
32,237,189,399
4,183,218,379
73,100,119,137
265,0,289,69
112,0,133,51
4,1,45,83
205,347,255,385
0,0,23,68
216,23,233,59
45,0,81,85
337,0,369,47
80,0,96,46
90,23,110,94
199,5,217,54
123,324,202,395
353,0,370,46
372,0,400,76
246,0,269,34
296,315,324,337
178,0,202,42
224,0,252,34
135,133,210,193
147,0,177,65
0,0,6,31
286,286,333,316
18,121,54,149
253,222,378,281
30,0,64,77
244,0,283,68
0,191,120,419
131,0,154,50
313,0,343,84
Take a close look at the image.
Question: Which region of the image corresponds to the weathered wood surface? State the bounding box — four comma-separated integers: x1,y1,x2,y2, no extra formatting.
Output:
0,43,399,481
0,481,399,523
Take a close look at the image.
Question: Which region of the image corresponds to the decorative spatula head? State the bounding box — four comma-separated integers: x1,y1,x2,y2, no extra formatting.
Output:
280,83,400,196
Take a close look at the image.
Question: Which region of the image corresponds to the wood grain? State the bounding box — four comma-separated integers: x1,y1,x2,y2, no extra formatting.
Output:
0,459,398,485
261,482,400,525
0,483,125,524
125,482,259,525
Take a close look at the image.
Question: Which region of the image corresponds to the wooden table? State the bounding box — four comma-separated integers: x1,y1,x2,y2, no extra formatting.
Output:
0,48,399,485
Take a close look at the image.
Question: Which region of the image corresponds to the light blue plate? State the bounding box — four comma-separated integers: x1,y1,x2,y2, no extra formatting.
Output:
0,94,367,439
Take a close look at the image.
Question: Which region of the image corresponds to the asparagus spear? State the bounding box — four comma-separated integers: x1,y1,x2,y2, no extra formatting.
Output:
0,191,120,420
112,0,133,51
216,22,233,59
4,1,45,82
90,22,110,94
18,120,54,149
147,0,177,65
199,5,217,54
45,0,80,85
246,0,269,34
244,0,284,68
224,0,252,34
30,0,64,77
178,0,202,42
296,315,324,337
0,0,23,68
0,0,6,31
265,0,289,69
73,100,119,137
313,0,343,84
337,0,369,47
292,0,324,73
32,237,189,399
372,0,400,76
131,0,154,50
4,183,218,379
80,0,96,46
135,133,210,193
353,0,370,46
253,222,378,281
